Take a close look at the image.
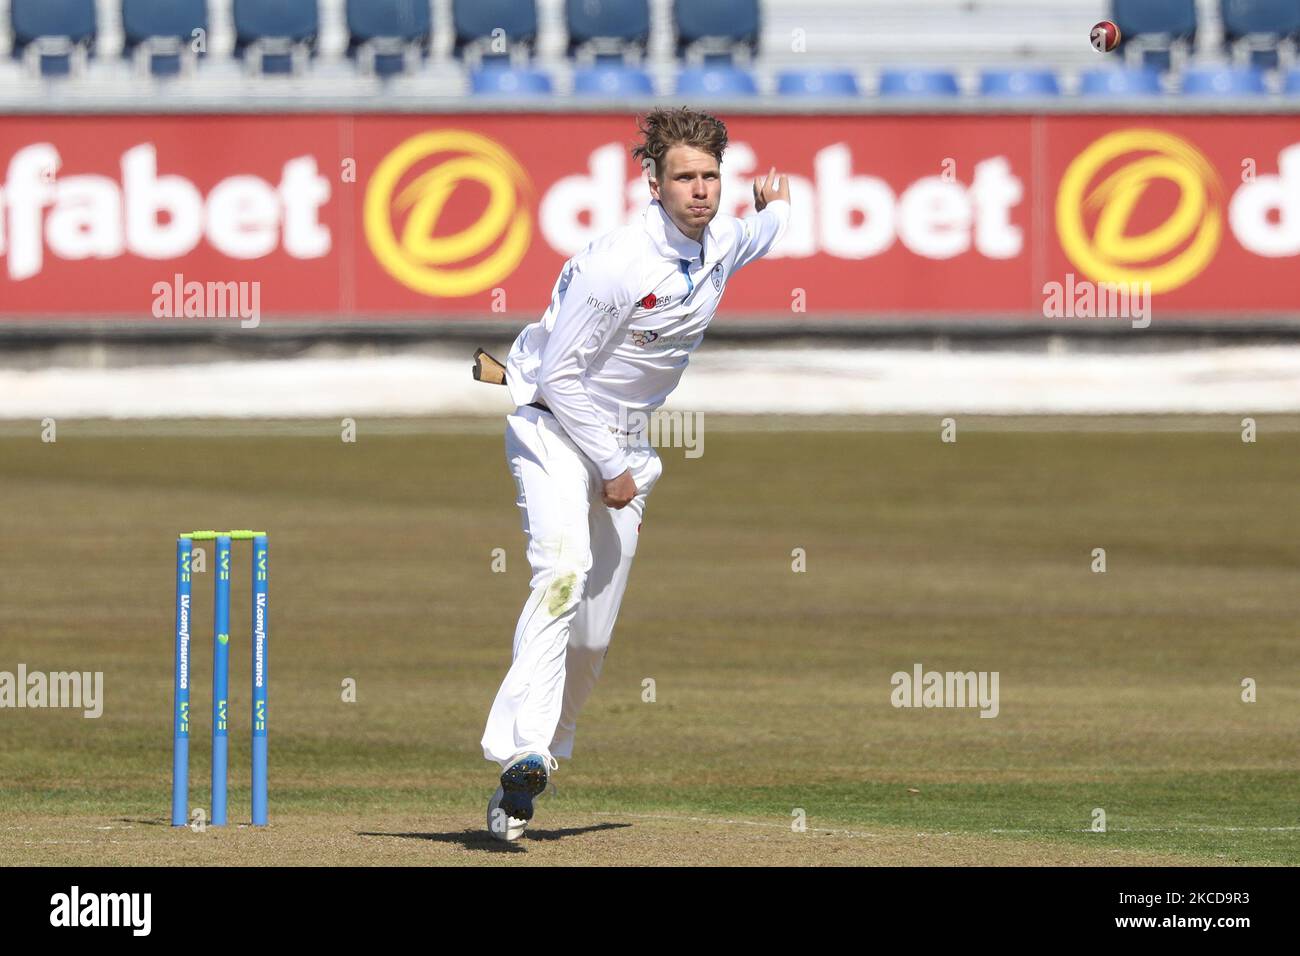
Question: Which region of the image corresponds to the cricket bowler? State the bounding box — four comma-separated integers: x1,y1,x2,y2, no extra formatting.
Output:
482,107,791,840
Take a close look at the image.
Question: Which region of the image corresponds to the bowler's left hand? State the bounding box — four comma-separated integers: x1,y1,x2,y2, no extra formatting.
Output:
753,167,790,212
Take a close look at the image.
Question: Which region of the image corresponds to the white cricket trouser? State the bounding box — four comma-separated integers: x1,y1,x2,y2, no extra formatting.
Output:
481,404,664,768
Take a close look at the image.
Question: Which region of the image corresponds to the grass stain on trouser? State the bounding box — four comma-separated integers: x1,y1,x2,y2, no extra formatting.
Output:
547,571,580,616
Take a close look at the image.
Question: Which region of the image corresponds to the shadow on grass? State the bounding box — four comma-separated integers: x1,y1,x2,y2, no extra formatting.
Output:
359,822,631,852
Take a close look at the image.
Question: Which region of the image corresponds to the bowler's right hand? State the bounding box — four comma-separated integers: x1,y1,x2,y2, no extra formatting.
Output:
602,469,637,509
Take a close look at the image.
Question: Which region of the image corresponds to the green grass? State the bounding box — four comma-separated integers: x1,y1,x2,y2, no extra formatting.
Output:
1,416,1296,864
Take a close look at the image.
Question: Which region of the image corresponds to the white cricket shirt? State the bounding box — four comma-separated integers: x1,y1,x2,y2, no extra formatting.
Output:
505,197,790,481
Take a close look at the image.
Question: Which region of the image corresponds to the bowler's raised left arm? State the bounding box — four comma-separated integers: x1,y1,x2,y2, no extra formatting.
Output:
732,167,792,272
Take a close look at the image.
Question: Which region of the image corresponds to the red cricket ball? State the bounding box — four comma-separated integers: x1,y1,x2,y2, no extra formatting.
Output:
1091,20,1121,53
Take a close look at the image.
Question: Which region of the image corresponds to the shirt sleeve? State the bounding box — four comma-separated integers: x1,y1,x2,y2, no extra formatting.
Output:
731,199,791,273
537,255,635,482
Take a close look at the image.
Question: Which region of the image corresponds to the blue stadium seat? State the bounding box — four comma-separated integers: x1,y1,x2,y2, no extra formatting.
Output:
233,0,318,75
1220,0,1300,70
1112,0,1198,72
11,0,96,77
673,0,759,63
346,0,431,78
1181,64,1270,94
1286,67,1300,91
675,66,757,96
776,69,859,97
566,0,649,63
121,0,207,77
1221,0,1300,37
1078,67,1164,96
979,69,1060,97
572,66,654,96
878,68,959,97
470,66,552,96
454,0,537,62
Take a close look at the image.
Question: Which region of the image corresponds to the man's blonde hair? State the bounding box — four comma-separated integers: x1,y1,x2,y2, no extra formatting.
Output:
631,107,729,181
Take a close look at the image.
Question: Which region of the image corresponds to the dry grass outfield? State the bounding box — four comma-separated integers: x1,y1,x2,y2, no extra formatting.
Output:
1,416,1297,866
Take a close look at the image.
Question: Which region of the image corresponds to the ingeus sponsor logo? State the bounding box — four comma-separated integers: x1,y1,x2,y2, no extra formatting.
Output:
890,663,999,718
0,143,330,280
627,329,696,350
49,886,151,936
152,273,261,329
0,665,103,718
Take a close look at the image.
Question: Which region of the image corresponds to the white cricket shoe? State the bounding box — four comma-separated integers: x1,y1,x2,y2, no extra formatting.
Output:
487,786,528,841
486,752,559,842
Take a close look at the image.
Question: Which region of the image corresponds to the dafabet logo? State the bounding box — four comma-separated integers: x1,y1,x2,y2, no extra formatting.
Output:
1056,129,1224,294
364,130,534,297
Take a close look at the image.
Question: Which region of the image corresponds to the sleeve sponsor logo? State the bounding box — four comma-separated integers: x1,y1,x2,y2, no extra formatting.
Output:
586,294,620,316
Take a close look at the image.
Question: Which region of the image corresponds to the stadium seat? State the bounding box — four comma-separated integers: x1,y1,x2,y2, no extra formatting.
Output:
1112,0,1198,72
1180,64,1270,94
776,69,859,97
470,66,552,96
1286,67,1300,91
121,0,207,78
1220,0,1300,70
572,66,654,96
233,0,318,75
566,0,649,65
673,0,759,64
1078,67,1164,96
11,0,96,77
675,66,757,97
453,0,537,66
346,0,431,78
877,68,959,97
979,69,1060,97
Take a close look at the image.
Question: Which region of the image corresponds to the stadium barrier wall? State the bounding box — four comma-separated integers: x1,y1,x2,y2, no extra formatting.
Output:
1,112,1298,324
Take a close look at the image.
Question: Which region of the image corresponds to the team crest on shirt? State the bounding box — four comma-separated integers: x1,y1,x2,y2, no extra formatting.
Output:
710,263,724,291
630,329,660,347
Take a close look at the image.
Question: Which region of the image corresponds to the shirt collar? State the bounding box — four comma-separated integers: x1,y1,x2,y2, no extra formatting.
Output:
645,199,705,265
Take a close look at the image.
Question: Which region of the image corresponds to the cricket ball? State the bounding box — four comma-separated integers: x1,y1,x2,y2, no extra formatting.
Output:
1090,20,1121,53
